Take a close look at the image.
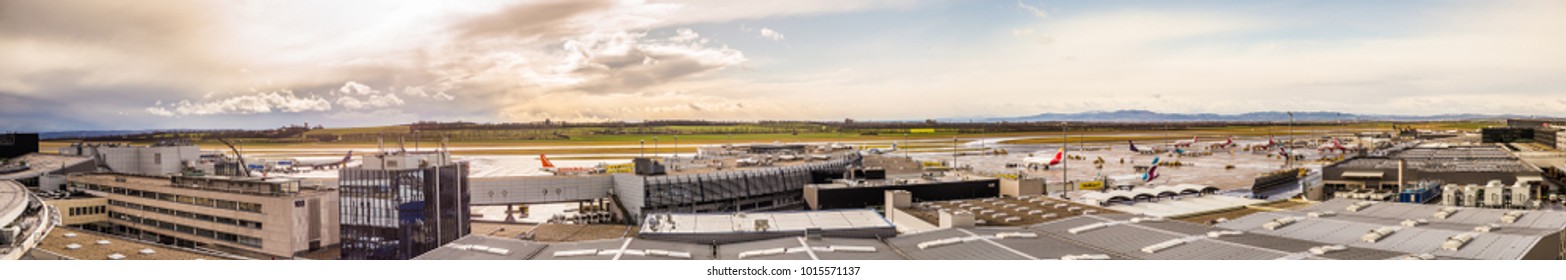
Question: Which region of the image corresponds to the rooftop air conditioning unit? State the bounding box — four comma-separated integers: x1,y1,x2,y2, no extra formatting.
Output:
1362,226,1400,243
1441,233,1479,251
1308,245,1347,255
1060,254,1111,260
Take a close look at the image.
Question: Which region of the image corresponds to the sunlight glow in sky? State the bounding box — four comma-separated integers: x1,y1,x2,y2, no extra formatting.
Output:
2,0,1564,131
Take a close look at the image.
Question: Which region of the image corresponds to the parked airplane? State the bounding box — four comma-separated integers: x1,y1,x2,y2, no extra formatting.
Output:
292,151,354,170
1142,159,1160,182
1317,138,1353,153
1128,140,1142,153
861,143,899,155
540,154,602,174
1173,136,1199,148
1022,147,1066,167
1214,136,1236,148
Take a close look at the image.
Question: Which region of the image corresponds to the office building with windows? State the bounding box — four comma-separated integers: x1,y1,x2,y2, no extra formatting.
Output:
68,173,339,259
339,151,470,260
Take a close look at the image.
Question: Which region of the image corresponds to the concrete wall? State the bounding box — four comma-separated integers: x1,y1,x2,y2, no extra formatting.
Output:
886,207,937,233
612,173,646,218
1000,178,1044,198
49,197,108,225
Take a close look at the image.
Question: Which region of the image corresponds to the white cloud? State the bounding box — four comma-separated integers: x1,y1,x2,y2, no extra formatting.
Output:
759,28,785,41
669,28,700,43
1017,1,1047,19
145,90,332,117
335,94,404,110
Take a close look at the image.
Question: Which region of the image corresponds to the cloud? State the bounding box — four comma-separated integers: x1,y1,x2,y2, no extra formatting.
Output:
759,28,786,41
145,90,332,117
1017,1,1047,19
669,28,701,43
335,94,405,110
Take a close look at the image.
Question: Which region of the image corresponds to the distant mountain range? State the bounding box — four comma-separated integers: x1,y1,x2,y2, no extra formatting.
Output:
963,110,1538,122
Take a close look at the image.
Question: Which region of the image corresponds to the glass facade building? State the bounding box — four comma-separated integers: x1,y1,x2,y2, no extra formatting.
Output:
339,162,470,260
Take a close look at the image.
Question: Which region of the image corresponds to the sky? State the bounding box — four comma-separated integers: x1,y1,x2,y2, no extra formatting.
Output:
2,0,1564,131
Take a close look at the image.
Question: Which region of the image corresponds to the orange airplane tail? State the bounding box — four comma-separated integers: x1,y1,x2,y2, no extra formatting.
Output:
540,154,555,168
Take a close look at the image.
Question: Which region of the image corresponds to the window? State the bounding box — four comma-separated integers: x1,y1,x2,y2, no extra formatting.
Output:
237,203,261,213
154,153,162,165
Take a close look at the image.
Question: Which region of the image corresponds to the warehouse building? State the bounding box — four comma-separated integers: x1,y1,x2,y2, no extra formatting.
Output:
1317,145,1540,201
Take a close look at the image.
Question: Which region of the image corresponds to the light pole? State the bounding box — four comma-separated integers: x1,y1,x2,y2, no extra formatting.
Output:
904,132,910,158
654,137,660,158
1061,122,1069,199
640,139,645,158
951,137,958,169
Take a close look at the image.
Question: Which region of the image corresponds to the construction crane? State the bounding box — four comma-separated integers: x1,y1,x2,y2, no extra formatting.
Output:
215,138,252,177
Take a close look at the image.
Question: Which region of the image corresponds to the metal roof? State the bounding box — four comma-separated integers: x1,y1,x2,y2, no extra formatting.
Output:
641,209,893,234
717,237,903,260
883,228,1045,260
1030,214,1411,260
1299,199,1566,231
1217,210,1547,259
1104,195,1265,218
414,235,548,260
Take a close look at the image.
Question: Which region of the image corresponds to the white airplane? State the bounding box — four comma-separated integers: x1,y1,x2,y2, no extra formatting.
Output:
1173,136,1199,148
1021,147,1065,167
736,157,764,166
1213,135,1236,148
291,151,354,170
539,154,602,174
861,143,899,155
1317,138,1354,153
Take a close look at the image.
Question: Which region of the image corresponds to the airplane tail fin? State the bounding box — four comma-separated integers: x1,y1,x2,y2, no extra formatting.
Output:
342,150,354,163
1128,140,1140,152
1143,165,1159,182
1048,147,1064,165
540,154,555,168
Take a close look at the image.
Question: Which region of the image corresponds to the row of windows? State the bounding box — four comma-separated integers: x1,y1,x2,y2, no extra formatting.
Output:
76,182,264,213
69,205,107,216
109,211,263,249
108,200,263,230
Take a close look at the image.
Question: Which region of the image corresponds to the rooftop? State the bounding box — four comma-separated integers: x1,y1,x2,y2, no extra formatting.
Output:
0,180,27,225
31,227,237,260
69,173,330,197
1334,158,1535,173
640,209,893,234
0,153,91,180
900,196,1121,227
414,235,548,260
1216,199,1566,260
718,236,903,260
1102,195,1266,218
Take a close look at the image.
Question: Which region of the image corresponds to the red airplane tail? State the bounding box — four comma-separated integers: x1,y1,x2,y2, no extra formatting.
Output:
540,154,555,168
